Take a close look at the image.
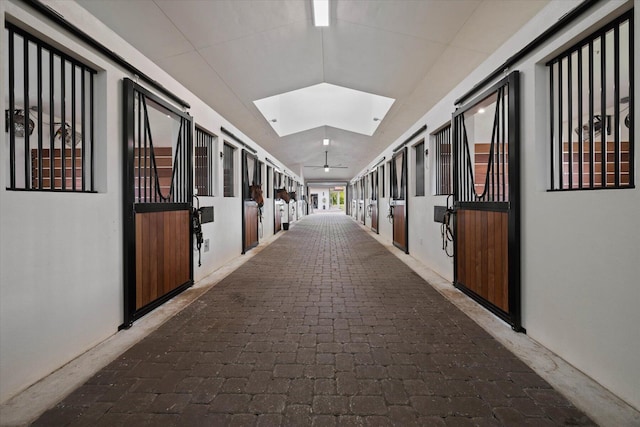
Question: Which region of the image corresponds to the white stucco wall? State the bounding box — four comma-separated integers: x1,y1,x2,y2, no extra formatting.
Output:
353,0,639,410
0,0,301,402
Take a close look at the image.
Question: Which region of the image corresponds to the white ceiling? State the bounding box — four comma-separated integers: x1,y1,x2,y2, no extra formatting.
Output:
76,0,549,180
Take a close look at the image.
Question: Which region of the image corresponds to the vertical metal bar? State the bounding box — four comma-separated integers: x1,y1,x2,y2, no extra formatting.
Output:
49,53,55,190
195,130,199,194
209,134,213,194
198,131,202,194
588,41,595,188
600,34,606,187
501,87,507,201
613,24,620,187
578,48,583,189
60,57,66,190
550,62,555,190
90,72,94,192
567,54,573,189
449,127,452,194
136,92,141,202
188,119,193,205
558,59,564,189
628,15,635,187
453,117,458,201
71,65,77,191
81,69,86,191
143,95,148,202
5,29,16,189
494,91,499,200
24,36,30,189
436,132,440,194
9,29,16,189
37,45,43,189
458,118,463,200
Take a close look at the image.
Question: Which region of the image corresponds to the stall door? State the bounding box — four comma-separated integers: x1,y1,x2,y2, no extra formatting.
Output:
391,148,408,253
370,170,379,233
122,78,193,327
242,150,260,253
452,71,522,330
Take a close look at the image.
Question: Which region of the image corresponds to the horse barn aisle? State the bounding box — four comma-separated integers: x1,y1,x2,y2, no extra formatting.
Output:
32,214,592,426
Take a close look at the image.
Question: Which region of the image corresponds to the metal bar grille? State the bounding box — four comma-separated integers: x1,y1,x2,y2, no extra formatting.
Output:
5,23,96,192
195,127,214,196
453,86,509,203
547,12,633,190
415,141,425,196
434,125,452,195
133,93,190,204
223,143,235,197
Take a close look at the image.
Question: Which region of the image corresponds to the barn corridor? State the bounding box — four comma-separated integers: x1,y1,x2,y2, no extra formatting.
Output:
32,213,592,426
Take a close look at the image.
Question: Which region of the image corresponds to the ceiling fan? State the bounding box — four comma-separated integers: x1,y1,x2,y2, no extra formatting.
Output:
304,151,348,172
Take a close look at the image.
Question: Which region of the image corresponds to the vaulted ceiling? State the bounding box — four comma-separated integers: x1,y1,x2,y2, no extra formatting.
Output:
77,0,549,180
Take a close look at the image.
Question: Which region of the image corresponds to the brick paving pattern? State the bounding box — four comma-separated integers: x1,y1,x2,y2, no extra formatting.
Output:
33,214,594,426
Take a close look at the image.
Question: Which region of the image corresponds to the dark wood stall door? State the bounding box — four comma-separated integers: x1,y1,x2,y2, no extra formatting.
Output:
391,148,408,253
122,78,193,327
242,150,260,253
452,71,522,331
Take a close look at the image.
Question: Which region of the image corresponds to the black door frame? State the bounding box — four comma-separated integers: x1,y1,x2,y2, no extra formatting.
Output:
452,71,522,331
391,147,409,253
121,78,194,328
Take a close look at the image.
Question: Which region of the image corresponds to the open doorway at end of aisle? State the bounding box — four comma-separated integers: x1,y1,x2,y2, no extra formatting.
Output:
308,185,345,213
329,187,345,211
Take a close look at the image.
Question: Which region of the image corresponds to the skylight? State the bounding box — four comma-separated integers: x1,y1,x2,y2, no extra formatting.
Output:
254,83,395,137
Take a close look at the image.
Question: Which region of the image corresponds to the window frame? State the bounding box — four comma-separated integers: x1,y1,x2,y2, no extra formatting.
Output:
194,126,215,196
5,22,97,192
546,11,634,191
414,140,425,197
222,142,235,197
433,124,453,195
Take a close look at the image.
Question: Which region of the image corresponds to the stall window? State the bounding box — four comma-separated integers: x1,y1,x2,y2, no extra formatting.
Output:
266,165,272,197
548,11,633,190
223,142,235,197
415,141,425,196
433,124,452,195
5,23,96,191
195,127,215,196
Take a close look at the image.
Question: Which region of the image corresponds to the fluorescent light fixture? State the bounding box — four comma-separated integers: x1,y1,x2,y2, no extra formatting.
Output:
478,108,486,114
313,0,329,27
323,138,330,146
324,167,330,172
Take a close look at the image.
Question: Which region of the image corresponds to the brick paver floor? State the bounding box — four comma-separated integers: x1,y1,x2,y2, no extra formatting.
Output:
33,214,594,426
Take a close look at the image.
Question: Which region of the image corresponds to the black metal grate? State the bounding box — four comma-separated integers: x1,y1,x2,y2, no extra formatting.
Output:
415,141,425,196
434,125,452,195
370,169,378,201
454,86,509,203
5,23,96,192
223,143,235,197
379,164,385,198
266,166,272,196
195,127,215,196
133,93,191,204
547,11,633,190
391,150,406,200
